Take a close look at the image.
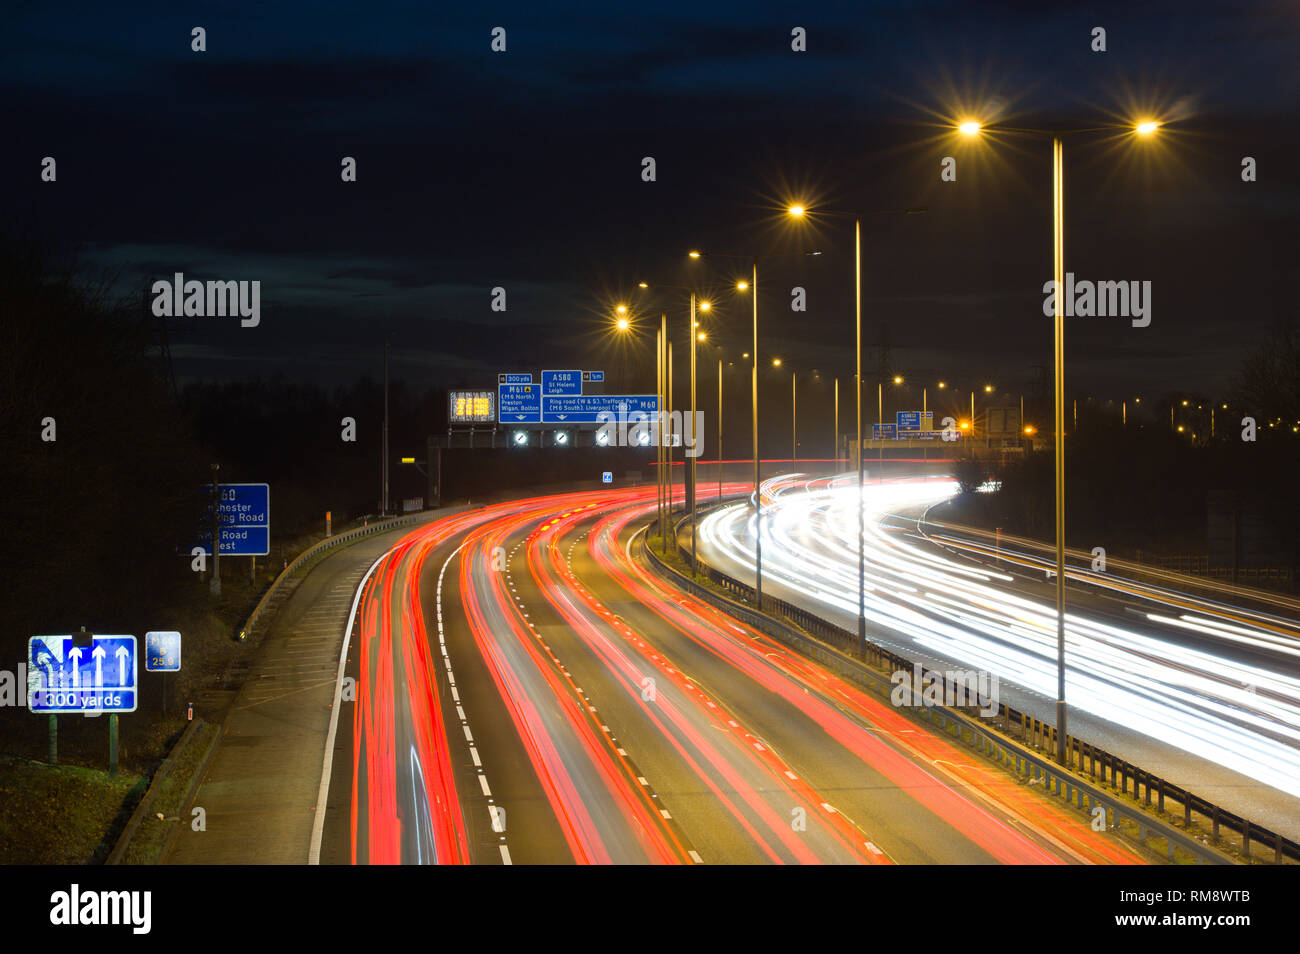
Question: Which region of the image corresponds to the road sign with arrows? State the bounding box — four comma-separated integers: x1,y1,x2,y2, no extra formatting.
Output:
27,634,138,713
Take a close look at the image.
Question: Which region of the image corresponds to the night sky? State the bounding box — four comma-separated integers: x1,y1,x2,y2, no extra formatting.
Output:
5,1,1298,408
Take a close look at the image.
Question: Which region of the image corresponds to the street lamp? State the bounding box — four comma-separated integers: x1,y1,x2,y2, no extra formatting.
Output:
787,202,927,656
640,275,737,578
692,252,763,607
958,114,1165,764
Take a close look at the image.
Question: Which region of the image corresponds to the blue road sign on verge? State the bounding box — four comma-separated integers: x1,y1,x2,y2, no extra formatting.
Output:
145,631,182,672
542,394,659,424
601,472,613,484
498,383,541,422
197,483,270,556
28,635,138,713
542,370,582,395
583,371,605,384
872,423,897,440
498,372,532,384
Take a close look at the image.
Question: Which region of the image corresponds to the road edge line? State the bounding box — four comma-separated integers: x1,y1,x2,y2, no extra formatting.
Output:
308,546,398,865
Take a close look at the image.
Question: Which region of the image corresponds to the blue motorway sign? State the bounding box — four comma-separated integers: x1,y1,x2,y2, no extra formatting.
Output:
542,394,659,424
498,383,541,422
896,411,934,432
872,422,897,440
583,371,604,384
601,471,613,484
145,631,181,672
541,370,582,395
197,483,270,556
498,372,532,384
28,635,138,713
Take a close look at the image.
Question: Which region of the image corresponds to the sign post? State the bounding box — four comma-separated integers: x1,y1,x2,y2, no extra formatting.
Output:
197,482,271,557
146,631,182,717
108,714,118,778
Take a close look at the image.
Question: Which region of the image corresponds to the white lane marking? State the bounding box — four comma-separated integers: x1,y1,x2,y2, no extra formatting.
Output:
310,545,397,865
688,850,703,863
438,538,509,862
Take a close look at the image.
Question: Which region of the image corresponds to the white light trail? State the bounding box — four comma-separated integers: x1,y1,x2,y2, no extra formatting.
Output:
698,477,1300,798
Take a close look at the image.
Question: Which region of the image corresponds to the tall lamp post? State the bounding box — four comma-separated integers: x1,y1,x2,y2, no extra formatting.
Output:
788,205,925,656
717,356,724,505
636,279,719,575
958,116,1164,763
690,252,763,608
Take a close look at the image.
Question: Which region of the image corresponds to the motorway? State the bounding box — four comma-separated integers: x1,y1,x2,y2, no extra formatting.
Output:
694,472,1300,840
323,485,1146,864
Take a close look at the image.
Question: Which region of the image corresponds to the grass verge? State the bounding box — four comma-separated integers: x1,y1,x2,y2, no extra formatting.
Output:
0,755,145,864
118,720,221,865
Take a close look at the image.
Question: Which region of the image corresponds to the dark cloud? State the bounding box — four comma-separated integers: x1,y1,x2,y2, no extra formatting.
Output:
1,0,1296,406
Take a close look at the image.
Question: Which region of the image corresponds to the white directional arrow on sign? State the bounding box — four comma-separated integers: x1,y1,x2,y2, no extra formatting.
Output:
116,646,129,685
92,645,106,689
69,647,83,688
